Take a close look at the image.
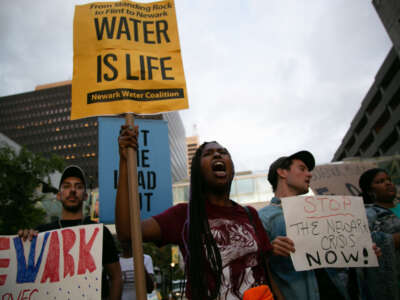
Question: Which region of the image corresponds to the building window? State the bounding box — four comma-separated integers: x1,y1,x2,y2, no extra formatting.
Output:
380,130,398,153
366,92,381,115
389,87,400,111
381,57,400,90
360,133,374,152
355,116,367,135
345,136,355,152
373,109,390,134
235,178,254,195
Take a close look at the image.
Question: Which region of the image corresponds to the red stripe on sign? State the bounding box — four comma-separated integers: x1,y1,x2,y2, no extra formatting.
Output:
0,259,10,268
0,275,7,286
0,238,10,250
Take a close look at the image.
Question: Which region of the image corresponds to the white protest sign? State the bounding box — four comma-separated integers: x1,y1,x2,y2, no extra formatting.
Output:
0,224,103,300
310,162,376,196
281,195,378,271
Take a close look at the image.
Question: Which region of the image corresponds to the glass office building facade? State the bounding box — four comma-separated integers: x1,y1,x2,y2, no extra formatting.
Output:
172,171,275,210
0,82,188,187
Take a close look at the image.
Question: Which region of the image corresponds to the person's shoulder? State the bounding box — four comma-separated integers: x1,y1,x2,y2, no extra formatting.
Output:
241,205,265,224
258,201,283,225
100,224,114,237
366,204,384,216
249,205,262,213
366,204,392,220
239,204,258,215
174,203,188,210
259,202,280,214
162,202,188,216
154,203,188,225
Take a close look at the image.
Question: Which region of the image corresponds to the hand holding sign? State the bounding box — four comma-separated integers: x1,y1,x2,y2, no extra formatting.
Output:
118,124,139,160
271,236,295,257
0,225,103,300
16,229,38,242
281,195,378,271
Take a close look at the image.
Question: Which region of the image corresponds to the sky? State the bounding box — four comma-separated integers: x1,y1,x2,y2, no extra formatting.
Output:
0,0,393,172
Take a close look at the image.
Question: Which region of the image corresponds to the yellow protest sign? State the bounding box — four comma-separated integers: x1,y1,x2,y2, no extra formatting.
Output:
72,0,188,120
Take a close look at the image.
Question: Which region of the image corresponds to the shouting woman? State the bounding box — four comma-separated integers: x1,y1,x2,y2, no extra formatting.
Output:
116,125,281,300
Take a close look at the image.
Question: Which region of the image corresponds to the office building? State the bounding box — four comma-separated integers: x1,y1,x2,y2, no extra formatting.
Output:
163,111,188,182
0,81,187,187
333,0,400,162
373,0,400,56
186,135,199,176
333,47,400,161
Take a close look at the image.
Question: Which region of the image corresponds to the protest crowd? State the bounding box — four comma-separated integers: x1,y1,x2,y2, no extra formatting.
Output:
9,125,398,300
113,125,397,300
5,1,399,299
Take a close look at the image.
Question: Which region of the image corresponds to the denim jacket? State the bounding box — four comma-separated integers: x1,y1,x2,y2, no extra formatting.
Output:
357,204,400,300
258,197,350,300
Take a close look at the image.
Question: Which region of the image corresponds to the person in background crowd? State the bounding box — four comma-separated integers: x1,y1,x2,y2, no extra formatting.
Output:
258,151,373,300
18,165,123,300
119,246,155,300
358,168,399,300
116,125,282,300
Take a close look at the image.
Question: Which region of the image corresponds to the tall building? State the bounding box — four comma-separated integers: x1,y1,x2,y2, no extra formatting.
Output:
0,81,187,187
186,135,199,176
163,111,188,182
373,0,400,56
333,47,400,161
333,2,400,162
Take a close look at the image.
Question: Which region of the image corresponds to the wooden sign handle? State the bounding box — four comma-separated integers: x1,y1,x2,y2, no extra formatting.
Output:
125,113,147,300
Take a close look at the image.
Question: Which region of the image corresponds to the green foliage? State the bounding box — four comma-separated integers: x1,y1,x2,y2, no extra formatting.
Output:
142,243,184,298
0,145,65,234
144,243,174,274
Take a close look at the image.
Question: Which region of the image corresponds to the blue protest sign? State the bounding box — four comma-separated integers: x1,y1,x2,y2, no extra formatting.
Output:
98,117,173,223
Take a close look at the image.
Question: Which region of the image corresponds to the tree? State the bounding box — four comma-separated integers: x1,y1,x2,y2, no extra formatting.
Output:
143,243,184,297
0,145,65,234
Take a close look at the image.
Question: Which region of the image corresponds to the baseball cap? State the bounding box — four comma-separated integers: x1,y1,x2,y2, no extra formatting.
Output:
268,150,315,188
59,165,87,189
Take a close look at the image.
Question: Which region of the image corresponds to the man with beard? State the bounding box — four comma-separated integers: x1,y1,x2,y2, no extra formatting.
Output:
18,165,123,300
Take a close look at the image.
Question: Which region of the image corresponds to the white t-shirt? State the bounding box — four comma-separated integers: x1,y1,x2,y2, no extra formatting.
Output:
120,254,154,300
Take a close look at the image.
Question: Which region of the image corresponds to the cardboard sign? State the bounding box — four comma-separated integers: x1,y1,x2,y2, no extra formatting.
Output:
0,224,103,300
311,156,400,200
281,195,378,271
310,162,376,196
98,117,173,223
72,0,188,120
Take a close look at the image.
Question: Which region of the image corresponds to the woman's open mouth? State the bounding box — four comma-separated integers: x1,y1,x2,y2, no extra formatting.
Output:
212,161,227,177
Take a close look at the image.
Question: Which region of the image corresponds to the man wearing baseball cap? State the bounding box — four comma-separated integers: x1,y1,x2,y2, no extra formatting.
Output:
258,151,351,300
18,165,123,300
